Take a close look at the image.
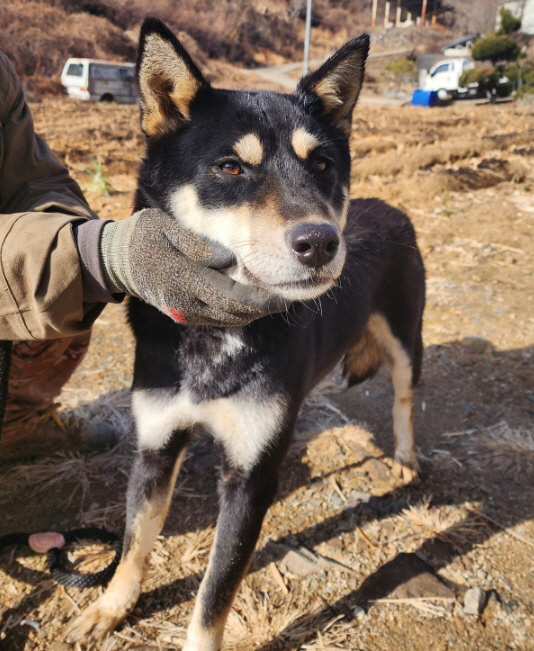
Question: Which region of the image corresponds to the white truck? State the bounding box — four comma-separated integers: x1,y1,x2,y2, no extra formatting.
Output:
61,59,136,103
422,57,477,100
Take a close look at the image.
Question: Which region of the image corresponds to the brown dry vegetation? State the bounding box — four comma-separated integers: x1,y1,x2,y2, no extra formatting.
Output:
0,0,340,94
0,59,533,651
2,0,480,97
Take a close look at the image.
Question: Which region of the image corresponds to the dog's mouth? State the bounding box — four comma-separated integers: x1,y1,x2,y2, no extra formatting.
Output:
237,263,339,301
216,232,348,301
205,242,338,299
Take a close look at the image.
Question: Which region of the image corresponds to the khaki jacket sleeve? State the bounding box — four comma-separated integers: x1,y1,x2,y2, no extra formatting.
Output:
0,51,103,340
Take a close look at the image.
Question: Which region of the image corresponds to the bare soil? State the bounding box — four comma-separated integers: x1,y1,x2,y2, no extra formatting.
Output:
0,88,533,651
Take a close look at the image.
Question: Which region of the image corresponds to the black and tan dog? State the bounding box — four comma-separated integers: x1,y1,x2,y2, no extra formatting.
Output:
68,18,425,650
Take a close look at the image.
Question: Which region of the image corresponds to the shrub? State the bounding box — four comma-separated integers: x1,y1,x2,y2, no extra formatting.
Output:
459,66,512,98
497,7,521,36
471,33,521,65
384,59,417,89
384,59,416,77
504,60,534,94
459,67,499,92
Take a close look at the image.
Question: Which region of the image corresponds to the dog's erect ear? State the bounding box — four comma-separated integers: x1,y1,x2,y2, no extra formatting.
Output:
296,35,370,137
137,17,208,138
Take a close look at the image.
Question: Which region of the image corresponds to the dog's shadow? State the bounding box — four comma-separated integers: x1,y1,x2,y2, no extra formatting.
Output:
1,340,533,649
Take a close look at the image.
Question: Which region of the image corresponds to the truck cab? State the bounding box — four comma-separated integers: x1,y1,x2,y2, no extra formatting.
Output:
423,57,475,100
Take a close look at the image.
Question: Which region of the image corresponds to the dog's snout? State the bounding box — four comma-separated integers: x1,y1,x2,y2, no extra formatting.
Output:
288,223,340,268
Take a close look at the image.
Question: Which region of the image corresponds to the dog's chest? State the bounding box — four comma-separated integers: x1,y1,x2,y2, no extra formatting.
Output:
132,327,287,469
176,327,267,400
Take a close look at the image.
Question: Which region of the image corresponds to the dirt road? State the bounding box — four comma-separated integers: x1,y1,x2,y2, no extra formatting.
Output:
0,93,533,651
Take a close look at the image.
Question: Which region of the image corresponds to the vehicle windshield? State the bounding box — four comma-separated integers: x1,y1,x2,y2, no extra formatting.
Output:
65,63,84,77
431,63,450,76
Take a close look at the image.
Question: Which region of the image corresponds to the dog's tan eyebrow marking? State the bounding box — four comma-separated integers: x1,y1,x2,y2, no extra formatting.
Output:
233,133,264,166
292,128,320,160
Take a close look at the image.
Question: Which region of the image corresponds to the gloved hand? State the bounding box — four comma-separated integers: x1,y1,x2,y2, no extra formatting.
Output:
99,209,287,327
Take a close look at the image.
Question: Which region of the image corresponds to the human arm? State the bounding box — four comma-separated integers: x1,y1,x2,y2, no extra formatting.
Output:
0,51,104,340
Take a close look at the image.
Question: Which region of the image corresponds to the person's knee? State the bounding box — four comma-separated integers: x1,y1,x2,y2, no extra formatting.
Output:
1,332,91,444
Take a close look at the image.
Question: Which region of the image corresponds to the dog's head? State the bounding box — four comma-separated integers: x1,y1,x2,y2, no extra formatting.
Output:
136,18,369,301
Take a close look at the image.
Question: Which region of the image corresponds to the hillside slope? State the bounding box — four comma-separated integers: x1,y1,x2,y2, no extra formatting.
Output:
1,0,456,96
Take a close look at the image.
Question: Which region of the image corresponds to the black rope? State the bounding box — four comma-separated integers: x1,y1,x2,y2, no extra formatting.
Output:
47,528,122,587
0,340,122,588
0,528,122,588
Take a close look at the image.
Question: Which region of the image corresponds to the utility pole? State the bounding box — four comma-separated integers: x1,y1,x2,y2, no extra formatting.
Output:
303,0,313,75
421,0,428,26
371,0,378,28
396,0,402,27
431,0,437,27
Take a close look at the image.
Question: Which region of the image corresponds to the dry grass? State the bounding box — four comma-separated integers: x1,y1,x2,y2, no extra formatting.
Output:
443,421,534,479
0,389,134,526
59,388,133,437
0,374,530,649
400,495,487,549
225,582,312,650
472,421,534,477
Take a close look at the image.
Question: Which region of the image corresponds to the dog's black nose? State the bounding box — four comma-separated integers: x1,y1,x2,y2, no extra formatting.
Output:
288,223,340,268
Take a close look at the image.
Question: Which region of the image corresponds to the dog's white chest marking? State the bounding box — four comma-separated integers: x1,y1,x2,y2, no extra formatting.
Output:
132,388,286,470
212,330,245,363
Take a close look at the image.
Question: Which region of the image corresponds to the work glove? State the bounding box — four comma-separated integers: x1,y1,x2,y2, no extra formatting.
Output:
100,209,287,327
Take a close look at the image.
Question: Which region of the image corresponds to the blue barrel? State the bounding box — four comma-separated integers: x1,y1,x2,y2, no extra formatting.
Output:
411,89,439,107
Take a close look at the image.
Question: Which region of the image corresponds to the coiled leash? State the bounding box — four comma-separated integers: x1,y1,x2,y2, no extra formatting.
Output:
0,528,122,588
0,339,122,588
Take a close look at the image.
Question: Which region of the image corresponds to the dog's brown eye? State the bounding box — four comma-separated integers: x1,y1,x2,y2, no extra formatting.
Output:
222,161,242,175
312,157,328,173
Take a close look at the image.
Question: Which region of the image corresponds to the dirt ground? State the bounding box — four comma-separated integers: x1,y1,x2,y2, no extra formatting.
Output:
0,81,533,651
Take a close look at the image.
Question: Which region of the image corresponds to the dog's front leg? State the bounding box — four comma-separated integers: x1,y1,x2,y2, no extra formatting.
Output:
183,449,283,651
67,430,189,642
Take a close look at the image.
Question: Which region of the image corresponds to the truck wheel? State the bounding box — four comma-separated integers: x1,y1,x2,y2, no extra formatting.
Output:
100,93,115,102
437,88,451,106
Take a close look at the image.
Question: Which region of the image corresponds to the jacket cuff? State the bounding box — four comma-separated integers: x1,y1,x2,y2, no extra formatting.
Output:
73,219,124,304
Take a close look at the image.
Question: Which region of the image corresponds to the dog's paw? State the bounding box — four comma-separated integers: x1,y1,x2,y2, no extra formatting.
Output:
392,452,421,484
66,599,127,643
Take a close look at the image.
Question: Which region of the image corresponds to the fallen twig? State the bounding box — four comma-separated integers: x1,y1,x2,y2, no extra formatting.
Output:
322,613,345,632
369,597,455,604
269,561,289,595
299,546,356,574
356,526,379,549
329,476,347,502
